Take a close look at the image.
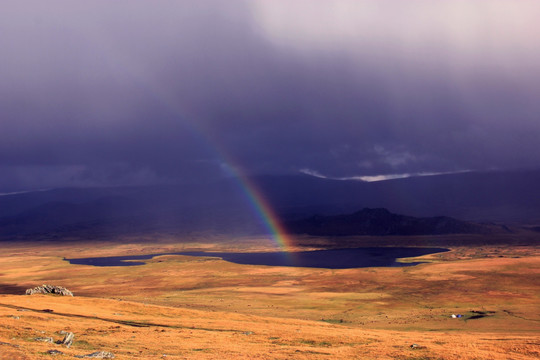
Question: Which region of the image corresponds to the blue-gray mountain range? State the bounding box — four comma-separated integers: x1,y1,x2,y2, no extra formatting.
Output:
1,169,539,239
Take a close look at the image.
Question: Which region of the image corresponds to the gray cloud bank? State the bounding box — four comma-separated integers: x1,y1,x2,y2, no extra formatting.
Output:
1,1,540,191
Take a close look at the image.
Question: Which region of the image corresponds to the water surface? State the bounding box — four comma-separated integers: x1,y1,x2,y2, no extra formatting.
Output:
66,247,448,269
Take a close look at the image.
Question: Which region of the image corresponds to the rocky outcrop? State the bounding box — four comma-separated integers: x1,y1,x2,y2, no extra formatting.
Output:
47,349,64,356
74,351,115,358
34,337,54,343
25,284,73,296
59,332,74,347
0,341,20,348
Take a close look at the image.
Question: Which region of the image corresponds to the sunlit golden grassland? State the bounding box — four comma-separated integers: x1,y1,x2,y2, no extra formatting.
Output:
0,236,539,359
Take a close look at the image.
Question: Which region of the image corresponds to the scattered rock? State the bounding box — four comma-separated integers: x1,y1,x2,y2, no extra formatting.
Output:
8,315,20,319
59,332,74,348
47,349,64,355
0,341,20,348
243,331,253,336
410,343,426,349
25,284,74,296
74,351,115,358
17,309,29,312
34,337,54,343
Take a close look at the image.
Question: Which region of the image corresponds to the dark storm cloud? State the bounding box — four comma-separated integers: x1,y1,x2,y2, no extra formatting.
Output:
1,1,540,191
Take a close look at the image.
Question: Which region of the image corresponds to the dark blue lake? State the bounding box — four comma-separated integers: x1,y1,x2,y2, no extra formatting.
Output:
65,247,448,269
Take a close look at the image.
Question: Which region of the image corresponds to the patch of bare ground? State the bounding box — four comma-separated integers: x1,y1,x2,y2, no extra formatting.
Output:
0,237,538,359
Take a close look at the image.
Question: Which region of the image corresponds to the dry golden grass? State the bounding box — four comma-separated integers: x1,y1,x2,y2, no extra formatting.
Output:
0,237,539,359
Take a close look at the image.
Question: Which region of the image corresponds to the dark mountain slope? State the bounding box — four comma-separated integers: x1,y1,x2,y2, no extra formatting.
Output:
1,169,539,239
287,208,507,236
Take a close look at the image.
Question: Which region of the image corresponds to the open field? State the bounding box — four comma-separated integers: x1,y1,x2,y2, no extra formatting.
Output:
0,236,539,359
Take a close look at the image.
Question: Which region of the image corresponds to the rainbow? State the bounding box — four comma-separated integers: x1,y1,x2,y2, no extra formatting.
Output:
180,121,295,252
223,164,294,251
189,134,295,252
115,58,294,251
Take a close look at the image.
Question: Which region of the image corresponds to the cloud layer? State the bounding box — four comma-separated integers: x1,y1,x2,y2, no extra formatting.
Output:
1,1,540,191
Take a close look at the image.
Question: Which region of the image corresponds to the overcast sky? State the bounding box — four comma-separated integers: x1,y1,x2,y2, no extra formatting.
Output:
1,1,540,191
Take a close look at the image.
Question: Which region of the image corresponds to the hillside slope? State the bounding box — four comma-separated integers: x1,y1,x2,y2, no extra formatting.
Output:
287,208,508,236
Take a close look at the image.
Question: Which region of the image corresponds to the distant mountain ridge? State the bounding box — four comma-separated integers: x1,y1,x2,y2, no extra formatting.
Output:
287,208,507,236
1,169,539,239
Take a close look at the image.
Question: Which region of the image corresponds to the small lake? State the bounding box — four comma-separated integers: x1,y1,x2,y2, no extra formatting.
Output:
65,247,448,269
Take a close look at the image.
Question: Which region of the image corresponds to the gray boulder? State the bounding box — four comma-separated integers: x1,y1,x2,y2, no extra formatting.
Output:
59,332,75,348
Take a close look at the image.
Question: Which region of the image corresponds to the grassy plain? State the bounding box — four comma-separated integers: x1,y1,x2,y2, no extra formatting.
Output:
0,235,538,359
